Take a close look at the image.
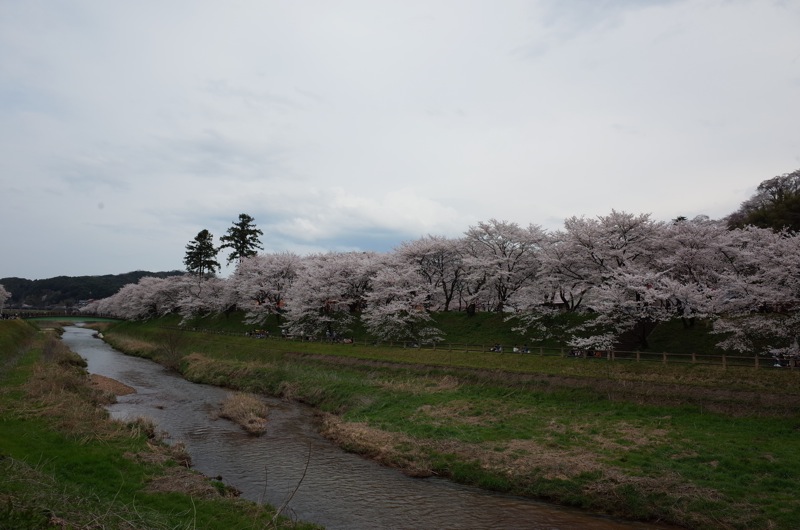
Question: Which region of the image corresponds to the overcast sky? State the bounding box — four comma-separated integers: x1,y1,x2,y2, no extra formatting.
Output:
1,0,798,280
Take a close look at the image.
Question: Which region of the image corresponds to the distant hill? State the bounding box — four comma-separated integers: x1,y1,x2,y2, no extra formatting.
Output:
0,270,184,309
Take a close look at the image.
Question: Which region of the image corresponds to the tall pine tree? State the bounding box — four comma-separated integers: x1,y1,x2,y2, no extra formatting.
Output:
184,229,221,277
219,213,264,265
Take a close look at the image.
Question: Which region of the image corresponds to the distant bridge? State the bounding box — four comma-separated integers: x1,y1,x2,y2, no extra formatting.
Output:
12,312,121,322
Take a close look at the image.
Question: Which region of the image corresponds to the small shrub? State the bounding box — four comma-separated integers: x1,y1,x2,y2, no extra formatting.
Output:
157,328,188,370
127,416,158,440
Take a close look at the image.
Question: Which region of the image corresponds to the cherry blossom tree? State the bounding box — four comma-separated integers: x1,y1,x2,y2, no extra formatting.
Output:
90,281,153,320
283,251,381,339
148,275,195,317
537,230,594,312
395,235,465,311
561,210,663,277
708,227,800,357
509,211,664,346
175,275,236,320
644,216,729,325
227,252,300,324
362,257,443,344
0,283,10,314
82,275,190,320
571,266,685,350
461,219,547,313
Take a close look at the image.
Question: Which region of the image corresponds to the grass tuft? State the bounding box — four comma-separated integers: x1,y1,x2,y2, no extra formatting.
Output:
217,392,268,435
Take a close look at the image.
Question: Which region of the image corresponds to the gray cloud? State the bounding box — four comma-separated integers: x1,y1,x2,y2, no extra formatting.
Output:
1,0,798,279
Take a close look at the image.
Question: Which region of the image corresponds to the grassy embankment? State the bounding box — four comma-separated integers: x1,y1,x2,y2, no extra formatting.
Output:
0,319,319,530
99,311,800,530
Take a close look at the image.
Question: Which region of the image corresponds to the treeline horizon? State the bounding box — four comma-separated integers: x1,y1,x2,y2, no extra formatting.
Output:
5,170,800,354
78,208,799,355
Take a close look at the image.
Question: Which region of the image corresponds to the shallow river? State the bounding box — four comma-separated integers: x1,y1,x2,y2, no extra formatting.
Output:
62,325,674,530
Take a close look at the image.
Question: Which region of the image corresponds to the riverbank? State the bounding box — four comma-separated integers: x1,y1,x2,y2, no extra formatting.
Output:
99,319,800,530
0,320,320,529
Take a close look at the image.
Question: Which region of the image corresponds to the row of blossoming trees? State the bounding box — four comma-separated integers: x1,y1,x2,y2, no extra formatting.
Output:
83,211,800,357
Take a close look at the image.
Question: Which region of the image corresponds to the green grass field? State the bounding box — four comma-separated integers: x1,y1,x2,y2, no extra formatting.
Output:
94,312,800,530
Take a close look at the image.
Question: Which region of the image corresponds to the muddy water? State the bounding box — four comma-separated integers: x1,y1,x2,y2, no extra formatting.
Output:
63,326,673,530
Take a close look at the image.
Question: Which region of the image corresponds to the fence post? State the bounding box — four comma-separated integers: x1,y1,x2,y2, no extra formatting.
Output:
755,355,759,368
662,352,667,364
636,351,640,362
722,354,727,369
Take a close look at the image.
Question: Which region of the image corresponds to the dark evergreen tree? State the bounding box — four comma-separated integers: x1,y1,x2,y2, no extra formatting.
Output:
184,229,221,277
219,213,264,265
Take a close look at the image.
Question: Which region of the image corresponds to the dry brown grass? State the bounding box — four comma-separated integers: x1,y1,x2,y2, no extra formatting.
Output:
277,380,302,400
319,414,435,477
82,322,114,332
183,353,276,384
19,349,123,443
105,334,158,356
217,392,268,435
144,466,225,498
124,416,159,440
183,352,213,370
124,440,230,499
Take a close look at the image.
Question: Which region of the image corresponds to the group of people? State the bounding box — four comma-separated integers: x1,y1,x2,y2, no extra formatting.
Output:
246,328,354,344
569,349,607,359
772,354,799,368
490,343,531,353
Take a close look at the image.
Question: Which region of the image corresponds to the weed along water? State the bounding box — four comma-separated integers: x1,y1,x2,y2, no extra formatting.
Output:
62,326,673,530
